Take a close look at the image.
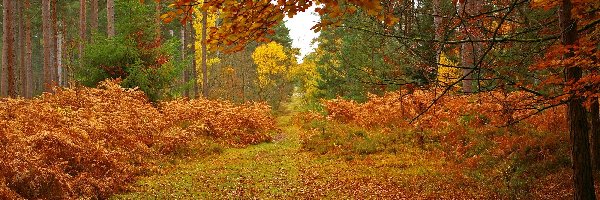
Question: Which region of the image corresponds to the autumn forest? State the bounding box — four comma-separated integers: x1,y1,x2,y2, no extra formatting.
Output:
0,0,599,199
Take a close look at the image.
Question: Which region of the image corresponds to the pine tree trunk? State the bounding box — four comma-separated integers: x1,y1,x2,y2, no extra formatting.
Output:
190,20,199,98
186,21,193,98
181,24,189,98
42,0,54,92
591,98,600,171
107,0,115,37
1,0,7,97
80,0,87,70
57,30,63,87
60,18,69,87
459,0,481,93
17,0,25,96
560,0,596,199
433,0,442,76
52,0,59,85
201,10,208,98
25,0,33,97
90,0,99,33
2,0,16,97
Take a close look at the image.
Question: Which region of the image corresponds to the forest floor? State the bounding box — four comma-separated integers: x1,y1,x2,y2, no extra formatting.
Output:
113,113,493,199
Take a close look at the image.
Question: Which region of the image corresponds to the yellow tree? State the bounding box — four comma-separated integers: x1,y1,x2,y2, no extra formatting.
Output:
289,53,321,100
436,52,461,89
252,42,289,87
251,41,297,107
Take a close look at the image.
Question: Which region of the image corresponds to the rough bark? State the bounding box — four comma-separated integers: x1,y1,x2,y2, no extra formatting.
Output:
107,0,115,37
52,0,59,85
17,0,25,96
190,20,199,98
57,30,63,87
560,0,596,199
2,0,16,97
181,24,189,98
42,0,54,91
1,0,7,97
79,0,87,69
201,10,208,98
186,21,193,98
90,0,99,33
433,0,442,72
25,0,33,98
592,98,600,171
458,0,481,93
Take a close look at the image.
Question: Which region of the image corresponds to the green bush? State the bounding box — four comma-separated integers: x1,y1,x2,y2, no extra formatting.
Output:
75,0,186,102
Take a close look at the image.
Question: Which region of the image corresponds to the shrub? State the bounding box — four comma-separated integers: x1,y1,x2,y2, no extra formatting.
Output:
0,80,276,199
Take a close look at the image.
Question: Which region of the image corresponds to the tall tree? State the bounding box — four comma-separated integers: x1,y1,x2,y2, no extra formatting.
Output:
458,0,481,93
181,23,189,97
592,98,600,171
560,0,595,199
433,0,442,73
190,20,199,97
201,10,208,97
24,0,33,98
52,0,59,85
107,0,115,37
17,0,25,96
42,0,55,91
90,0,99,33
1,0,16,97
80,0,87,69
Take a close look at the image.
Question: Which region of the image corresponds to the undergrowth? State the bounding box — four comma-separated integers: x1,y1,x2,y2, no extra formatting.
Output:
0,80,276,199
293,89,578,198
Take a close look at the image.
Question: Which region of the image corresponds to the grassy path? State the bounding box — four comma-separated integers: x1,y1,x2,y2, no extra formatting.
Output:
113,115,463,199
113,115,310,199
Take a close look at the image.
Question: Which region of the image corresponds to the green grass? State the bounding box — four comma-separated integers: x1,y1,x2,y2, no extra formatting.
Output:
112,115,466,199
113,101,503,199
113,116,309,199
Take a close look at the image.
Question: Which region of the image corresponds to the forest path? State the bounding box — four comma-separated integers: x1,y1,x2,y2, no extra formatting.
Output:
113,93,452,200
113,114,312,199
112,114,420,199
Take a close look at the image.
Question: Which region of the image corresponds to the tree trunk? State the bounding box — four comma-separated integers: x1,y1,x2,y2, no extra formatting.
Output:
79,0,87,69
2,0,16,97
592,98,600,171
17,0,25,96
181,24,189,98
560,0,596,199
1,0,7,97
42,0,54,92
186,21,193,98
433,0,442,75
201,10,208,98
458,0,481,93
52,0,60,85
61,20,71,87
107,0,115,37
57,30,63,87
190,20,199,98
90,0,99,33
24,0,33,98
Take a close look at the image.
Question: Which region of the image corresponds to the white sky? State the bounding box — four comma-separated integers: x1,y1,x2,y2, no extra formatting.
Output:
284,6,320,63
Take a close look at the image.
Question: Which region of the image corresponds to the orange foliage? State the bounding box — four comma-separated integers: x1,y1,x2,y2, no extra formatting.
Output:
0,80,275,199
322,90,568,162
160,99,275,147
324,90,566,133
165,0,397,52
